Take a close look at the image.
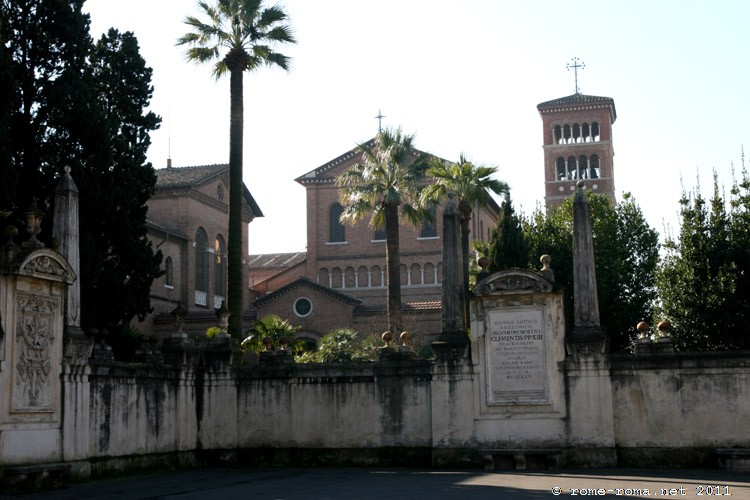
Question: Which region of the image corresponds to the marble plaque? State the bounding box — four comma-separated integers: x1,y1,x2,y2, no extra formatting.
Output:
487,308,547,404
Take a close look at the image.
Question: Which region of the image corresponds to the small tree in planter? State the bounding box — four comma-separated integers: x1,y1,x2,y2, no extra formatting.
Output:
241,314,302,353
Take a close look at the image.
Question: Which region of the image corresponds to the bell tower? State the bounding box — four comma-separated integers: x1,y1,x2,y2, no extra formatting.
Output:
537,92,617,210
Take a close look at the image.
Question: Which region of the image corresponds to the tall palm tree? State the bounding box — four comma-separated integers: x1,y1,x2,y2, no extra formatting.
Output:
177,0,295,338
336,128,429,335
422,154,509,322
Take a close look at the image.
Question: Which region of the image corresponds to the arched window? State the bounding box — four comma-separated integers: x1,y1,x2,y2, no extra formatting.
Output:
344,266,356,288
572,123,581,143
582,123,591,142
554,125,562,144
373,227,386,241
357,266,369,288
400,264,409,286
371,265,383,287
591,155,600,179
591,122,600,141
563,124,571,144
578,156,589,179
331,267,343,288
567,156,577,180
410,263,422,285
214,235,226,307
423,262,436,285
164,257,173,287
329,204,345,243
556,157,566,180
194,227,209,306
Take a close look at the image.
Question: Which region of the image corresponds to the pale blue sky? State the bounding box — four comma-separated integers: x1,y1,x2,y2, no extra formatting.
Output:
84,0,750,254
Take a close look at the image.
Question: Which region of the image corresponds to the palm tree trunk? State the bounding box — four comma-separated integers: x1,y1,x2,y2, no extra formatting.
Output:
227,66,244,338
460,212,471,328
385,202,402,334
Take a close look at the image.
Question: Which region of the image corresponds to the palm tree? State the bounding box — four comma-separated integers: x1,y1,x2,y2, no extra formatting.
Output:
241,314,301,353
422,154,509,321
336,128,429,335
177,0,295,338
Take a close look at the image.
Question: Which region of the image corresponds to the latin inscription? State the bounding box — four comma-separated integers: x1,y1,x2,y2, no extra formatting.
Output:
488,309,547,403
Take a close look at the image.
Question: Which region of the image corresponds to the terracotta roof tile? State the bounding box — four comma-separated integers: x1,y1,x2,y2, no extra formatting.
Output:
154,163,264,217
247,252,307,269
355,300,441,314
155,164,227,188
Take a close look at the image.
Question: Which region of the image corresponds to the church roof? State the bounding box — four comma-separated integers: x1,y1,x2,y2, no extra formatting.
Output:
537,93,617,121
155,163,263,217
295,140,374,185
247,252,307,284
354,301,442,314
145,219,189,240
295,138,452,186
253,277,362,307
248,252,307,269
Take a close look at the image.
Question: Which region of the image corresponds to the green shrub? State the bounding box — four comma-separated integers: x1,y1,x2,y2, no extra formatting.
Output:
205,326,222,339
241,314,302,353
297,329,381,363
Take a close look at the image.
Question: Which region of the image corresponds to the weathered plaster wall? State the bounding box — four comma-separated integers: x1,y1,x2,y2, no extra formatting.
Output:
611,353,750,453
236,363,432,449
2,342,750,474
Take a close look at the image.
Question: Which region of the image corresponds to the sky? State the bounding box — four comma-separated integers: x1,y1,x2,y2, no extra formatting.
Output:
83,0,750,255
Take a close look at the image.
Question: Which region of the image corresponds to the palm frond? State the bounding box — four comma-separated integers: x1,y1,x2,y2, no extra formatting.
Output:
178,0,295,76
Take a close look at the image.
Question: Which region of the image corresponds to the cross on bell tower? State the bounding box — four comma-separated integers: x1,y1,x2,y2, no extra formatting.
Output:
566,57,585,94
374,110,386,132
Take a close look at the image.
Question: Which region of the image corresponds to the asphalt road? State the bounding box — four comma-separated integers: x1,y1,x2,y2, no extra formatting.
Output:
12,467,750,500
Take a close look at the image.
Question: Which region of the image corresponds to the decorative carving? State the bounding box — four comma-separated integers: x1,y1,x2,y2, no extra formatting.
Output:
474,270,554,296
574,342,595,358
14,293,57,410
25,255,63,277
15,249,75,284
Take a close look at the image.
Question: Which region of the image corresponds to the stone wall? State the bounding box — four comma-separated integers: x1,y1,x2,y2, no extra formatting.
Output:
611,352,750,467
2,336,750,476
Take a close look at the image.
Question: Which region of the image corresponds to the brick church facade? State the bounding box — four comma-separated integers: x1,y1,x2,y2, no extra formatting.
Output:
141,163,263,337
247,140,500,349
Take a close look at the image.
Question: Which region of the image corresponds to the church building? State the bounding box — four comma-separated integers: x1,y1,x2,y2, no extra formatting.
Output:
247,140,500,349
142,163,263,337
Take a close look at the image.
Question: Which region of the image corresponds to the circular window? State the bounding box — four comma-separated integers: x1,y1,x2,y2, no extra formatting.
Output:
217,184,225,201
294,297,313,317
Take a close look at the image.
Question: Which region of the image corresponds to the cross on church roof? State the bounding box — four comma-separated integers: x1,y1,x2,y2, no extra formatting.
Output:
566,57,585,94
375,109,386,132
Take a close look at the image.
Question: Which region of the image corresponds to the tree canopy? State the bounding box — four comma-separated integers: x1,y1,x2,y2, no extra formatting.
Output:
520,192,659,352
487,192,528,273
656,170,750,350
1,1,162,342
336,128,429,334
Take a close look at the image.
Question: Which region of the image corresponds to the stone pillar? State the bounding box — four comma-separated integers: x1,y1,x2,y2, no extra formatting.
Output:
563,182,616,466
52,167,94,466
432,194,468,362
52,167,83,338
568,181,606,356
0,247,75,465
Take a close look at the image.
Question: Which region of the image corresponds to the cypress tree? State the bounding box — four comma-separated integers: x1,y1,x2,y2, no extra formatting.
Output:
488,193,529,272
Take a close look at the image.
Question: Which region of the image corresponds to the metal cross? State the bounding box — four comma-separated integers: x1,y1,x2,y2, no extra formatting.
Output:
566,57,585,94
375,110,386,132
